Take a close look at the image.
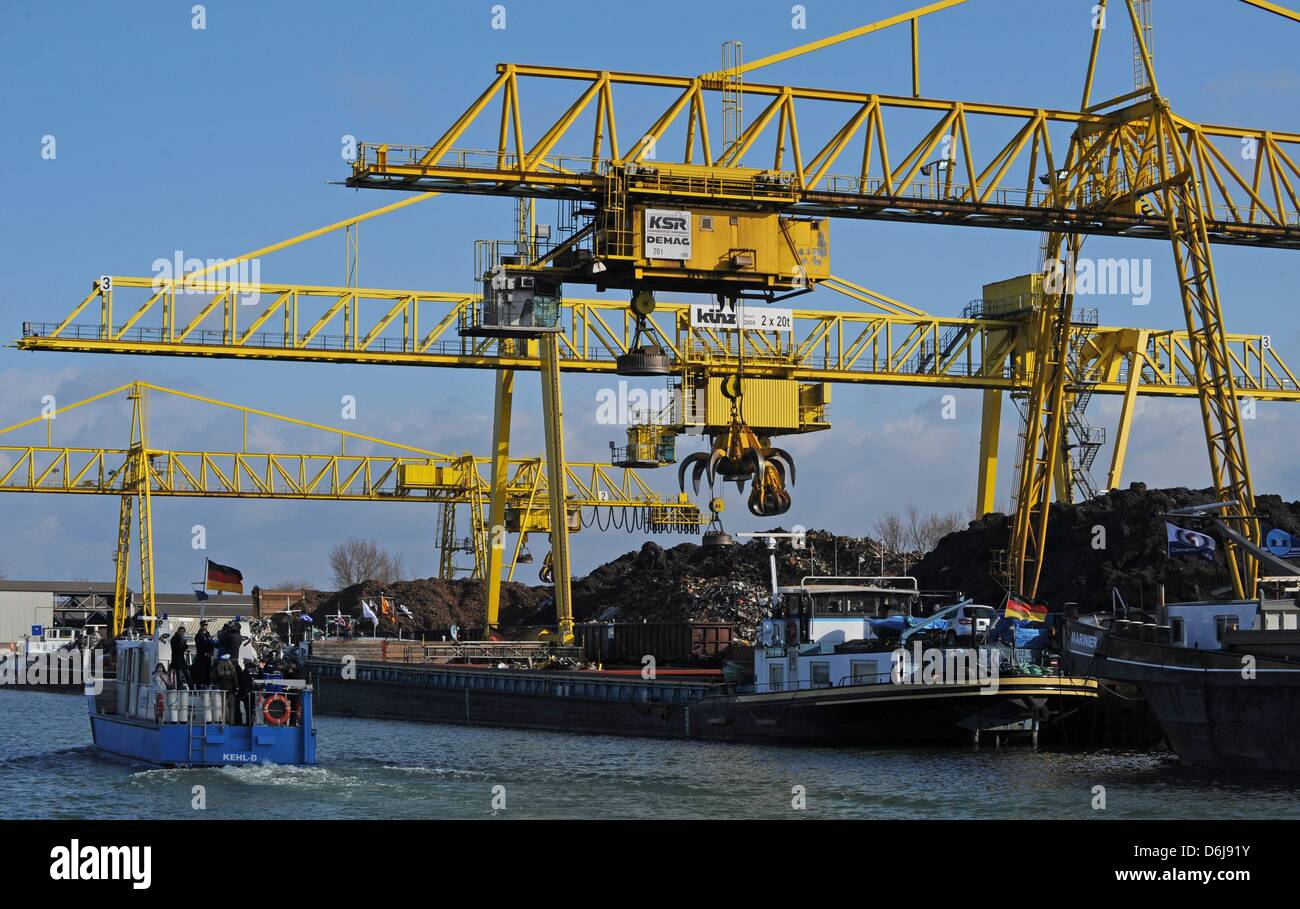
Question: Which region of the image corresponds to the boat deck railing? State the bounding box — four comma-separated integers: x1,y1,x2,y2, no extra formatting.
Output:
100,679,310,727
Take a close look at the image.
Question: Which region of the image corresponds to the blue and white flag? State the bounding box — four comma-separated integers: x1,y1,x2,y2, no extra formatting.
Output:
359,599,379,623
1265,527,1300,559
1166,522,1216,561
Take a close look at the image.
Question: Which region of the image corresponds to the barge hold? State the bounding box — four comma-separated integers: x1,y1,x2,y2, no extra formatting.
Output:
309,577,1097,745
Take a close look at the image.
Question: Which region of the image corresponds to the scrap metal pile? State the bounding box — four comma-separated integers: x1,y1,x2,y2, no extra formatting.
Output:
275,485,1300,644
914,484,1300,609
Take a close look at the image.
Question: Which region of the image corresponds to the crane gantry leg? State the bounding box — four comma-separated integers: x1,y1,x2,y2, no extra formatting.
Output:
112,494,133,638
484,365,515,634
1010,232,1081,598
1155,109,1260,598
112,383,156,637
539,333,574,642
1107,336,1147,491
976,389,1002,518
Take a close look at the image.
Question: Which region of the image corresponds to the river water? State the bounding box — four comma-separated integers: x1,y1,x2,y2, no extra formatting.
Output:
3,689,1298,820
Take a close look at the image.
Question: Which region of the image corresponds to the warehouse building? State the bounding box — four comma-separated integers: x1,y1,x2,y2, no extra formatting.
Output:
0,580,310,648
0,580,116,648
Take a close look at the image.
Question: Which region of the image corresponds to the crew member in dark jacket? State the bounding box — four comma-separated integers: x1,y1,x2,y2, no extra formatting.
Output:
218,621,245,666
192,620,214,687
212,654,240,724
235,661,255,725
170,625,192,689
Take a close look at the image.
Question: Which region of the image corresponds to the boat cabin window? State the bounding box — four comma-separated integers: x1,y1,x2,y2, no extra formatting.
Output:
1215,614,1239,642
811,662,831,688
1169,617,1184,645
804,591,916,619
769,665,784,692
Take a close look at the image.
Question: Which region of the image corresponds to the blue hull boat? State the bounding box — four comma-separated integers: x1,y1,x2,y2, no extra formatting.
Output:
88,619,317,768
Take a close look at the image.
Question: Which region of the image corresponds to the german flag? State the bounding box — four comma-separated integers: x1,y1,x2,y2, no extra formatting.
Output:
1005,594,1048,623
206,559,244,594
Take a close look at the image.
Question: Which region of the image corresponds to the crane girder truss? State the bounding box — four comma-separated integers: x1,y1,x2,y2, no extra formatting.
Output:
21,276,1300,401
0,443,699,517
0,381,703,633
344,65,1300,250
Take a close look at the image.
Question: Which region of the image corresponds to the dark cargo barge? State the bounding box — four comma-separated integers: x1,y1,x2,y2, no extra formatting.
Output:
1065,597,1300,771
307,577,1098,746
306,656,1096,744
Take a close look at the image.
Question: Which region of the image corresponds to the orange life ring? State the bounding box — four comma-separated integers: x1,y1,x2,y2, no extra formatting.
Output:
262,693,291,726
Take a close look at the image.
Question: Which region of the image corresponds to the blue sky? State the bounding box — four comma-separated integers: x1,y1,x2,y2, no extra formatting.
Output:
0,0,1296,591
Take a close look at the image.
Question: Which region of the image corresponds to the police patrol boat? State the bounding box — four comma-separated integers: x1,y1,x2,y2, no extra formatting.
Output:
87,618,316,767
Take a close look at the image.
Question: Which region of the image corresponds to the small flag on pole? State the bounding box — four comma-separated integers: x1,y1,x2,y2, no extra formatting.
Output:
1166,522,1216,561
1005,594,1048,623
206,559,244,594
193,588,209,602
359,599,379,624
379,594,394,618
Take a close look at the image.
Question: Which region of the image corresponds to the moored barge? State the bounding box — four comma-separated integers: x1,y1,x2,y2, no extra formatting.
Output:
309,577,1097,745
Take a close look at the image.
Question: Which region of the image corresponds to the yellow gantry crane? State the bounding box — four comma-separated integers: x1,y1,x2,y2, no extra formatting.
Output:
15,2,1298,628
0,381,701,636
335,0,1295,601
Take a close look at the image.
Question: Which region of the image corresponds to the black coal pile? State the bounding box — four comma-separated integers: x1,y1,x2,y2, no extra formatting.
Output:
558,530,881,637
913,483,1300,610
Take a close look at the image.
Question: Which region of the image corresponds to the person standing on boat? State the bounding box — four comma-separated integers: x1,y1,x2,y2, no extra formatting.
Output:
235,659,254,726
193,620,214,687
170,625,192,689
152,662,175,690
212,654,240,724
219,620,246,666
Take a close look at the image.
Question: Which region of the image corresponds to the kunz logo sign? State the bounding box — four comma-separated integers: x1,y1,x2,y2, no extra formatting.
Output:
644,209,692,260
693,305,738,328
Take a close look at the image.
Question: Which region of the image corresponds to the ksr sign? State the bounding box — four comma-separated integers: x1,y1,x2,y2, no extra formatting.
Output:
644,209,692,261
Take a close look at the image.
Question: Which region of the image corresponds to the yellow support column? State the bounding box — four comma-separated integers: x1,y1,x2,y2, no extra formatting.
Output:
1107,340,1146,490
136,484,156,636
112,494,133,638
976,389,1002,517
131,383,156,634
484,367,515,634
1054,419,1075,505
539,333,574,642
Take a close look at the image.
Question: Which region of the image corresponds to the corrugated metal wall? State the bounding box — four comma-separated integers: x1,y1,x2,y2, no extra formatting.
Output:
0,591,54,647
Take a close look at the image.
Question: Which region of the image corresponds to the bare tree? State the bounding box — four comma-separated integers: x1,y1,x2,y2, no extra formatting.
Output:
873,511,905,555
921,511,965,550
328,539,405,589
270,578,314,591
896,508,966,554
905,504,926,553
